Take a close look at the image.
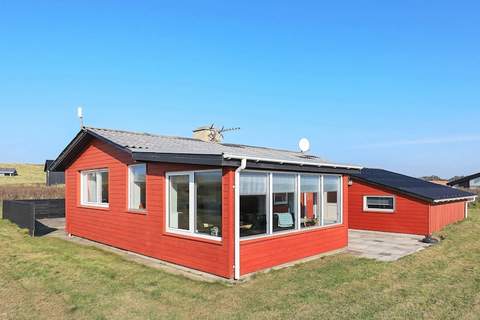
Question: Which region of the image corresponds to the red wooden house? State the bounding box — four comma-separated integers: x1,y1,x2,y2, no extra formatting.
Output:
50,127,361,279
349,168,476,236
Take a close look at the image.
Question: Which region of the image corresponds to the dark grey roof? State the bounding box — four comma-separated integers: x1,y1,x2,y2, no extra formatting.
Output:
0,168,17,174
87,127,360,168
50,127,361,173
352,168,477,203
447,172,480,186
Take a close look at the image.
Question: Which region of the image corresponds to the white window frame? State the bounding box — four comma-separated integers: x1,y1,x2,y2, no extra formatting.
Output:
165,170,222,241
80,169,109,208
363,195,395,213
240,170,343,241
299,173,322,229
128,163,147,212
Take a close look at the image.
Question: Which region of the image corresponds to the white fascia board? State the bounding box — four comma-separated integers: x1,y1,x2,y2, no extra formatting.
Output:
222,153,363,170
433,196,477,203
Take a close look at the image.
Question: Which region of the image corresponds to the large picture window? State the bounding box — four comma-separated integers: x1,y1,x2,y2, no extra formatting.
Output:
167,170,222,239
240,172,342,238
470,177,480,188
272,174,297,232
81,169,109,207
129,164,147,211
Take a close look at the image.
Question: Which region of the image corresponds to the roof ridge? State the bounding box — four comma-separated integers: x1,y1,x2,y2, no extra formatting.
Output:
85,126,209,143
85,126,328,160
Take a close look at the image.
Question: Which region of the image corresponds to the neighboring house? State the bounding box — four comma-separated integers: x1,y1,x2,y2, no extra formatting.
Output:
349,168,476,236
50,127,361,279
420,176,449,186
44,160,65,186
429,180,449,186
0,168,18,176
448,172,480,190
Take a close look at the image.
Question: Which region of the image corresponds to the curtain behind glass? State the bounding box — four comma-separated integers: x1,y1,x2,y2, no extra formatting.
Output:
240,172,267,195
86,173,97,203
130,165,146,210
272,174,296,193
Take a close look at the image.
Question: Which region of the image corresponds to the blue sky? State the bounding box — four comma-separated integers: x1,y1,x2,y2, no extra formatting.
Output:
1,1,479,178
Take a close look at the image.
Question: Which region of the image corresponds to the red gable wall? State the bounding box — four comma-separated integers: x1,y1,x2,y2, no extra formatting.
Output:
348,179,430,235
349,179,468,236
429,201,466,234
65,139,235,278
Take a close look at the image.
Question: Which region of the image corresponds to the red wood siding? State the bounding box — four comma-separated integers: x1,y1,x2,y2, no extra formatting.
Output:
429,201,466,234
240,176,349,276
65,139,235,278
348,179,430,235
66,138,350,278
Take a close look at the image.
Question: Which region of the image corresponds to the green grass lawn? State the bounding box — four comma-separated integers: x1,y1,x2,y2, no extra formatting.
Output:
1,210,480,320
0,163,45,185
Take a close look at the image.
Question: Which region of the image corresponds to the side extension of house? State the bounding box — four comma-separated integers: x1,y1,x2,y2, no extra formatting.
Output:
349,168,476,236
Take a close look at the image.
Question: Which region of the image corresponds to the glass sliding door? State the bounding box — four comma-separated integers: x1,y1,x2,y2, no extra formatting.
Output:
240,172,268,237
323,176,341,225
300,175,320,228
195,171,222,237
272,174,297,232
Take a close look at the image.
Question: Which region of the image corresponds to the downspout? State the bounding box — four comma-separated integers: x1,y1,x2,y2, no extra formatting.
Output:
234,158,247,280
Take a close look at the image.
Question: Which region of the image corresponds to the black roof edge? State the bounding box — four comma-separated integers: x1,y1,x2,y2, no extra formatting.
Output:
351,175,475,203
49,128,131,172
448,172,480,186
44,160,54,172
133,152,361,174
132,152,241,167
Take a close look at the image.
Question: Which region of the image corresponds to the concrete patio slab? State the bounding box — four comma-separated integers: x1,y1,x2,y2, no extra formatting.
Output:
348,229,431,261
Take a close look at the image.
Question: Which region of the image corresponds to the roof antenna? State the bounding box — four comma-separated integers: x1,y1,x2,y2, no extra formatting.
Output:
217,125,241,141
77,106,84,128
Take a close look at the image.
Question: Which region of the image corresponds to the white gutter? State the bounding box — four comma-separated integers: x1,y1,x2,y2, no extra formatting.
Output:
223,153,362,170
234,158,247,280
432,196,477,204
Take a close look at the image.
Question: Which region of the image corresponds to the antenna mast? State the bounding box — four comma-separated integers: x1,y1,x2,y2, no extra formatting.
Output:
77,107,84,128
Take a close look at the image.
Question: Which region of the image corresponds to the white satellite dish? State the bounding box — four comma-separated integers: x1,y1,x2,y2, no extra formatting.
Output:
299,138,310,153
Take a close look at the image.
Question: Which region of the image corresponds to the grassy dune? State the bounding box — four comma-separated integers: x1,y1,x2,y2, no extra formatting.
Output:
0,164,64,217
0,208,479,319
0,163,45,185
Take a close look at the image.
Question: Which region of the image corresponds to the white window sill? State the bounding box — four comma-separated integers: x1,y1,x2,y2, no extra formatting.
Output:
363,208,395,213
79,203,110,210
165,229,222,242
127,208,147,215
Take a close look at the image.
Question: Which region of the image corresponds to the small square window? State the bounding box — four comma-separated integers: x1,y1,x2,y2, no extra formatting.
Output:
81,169,109,207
